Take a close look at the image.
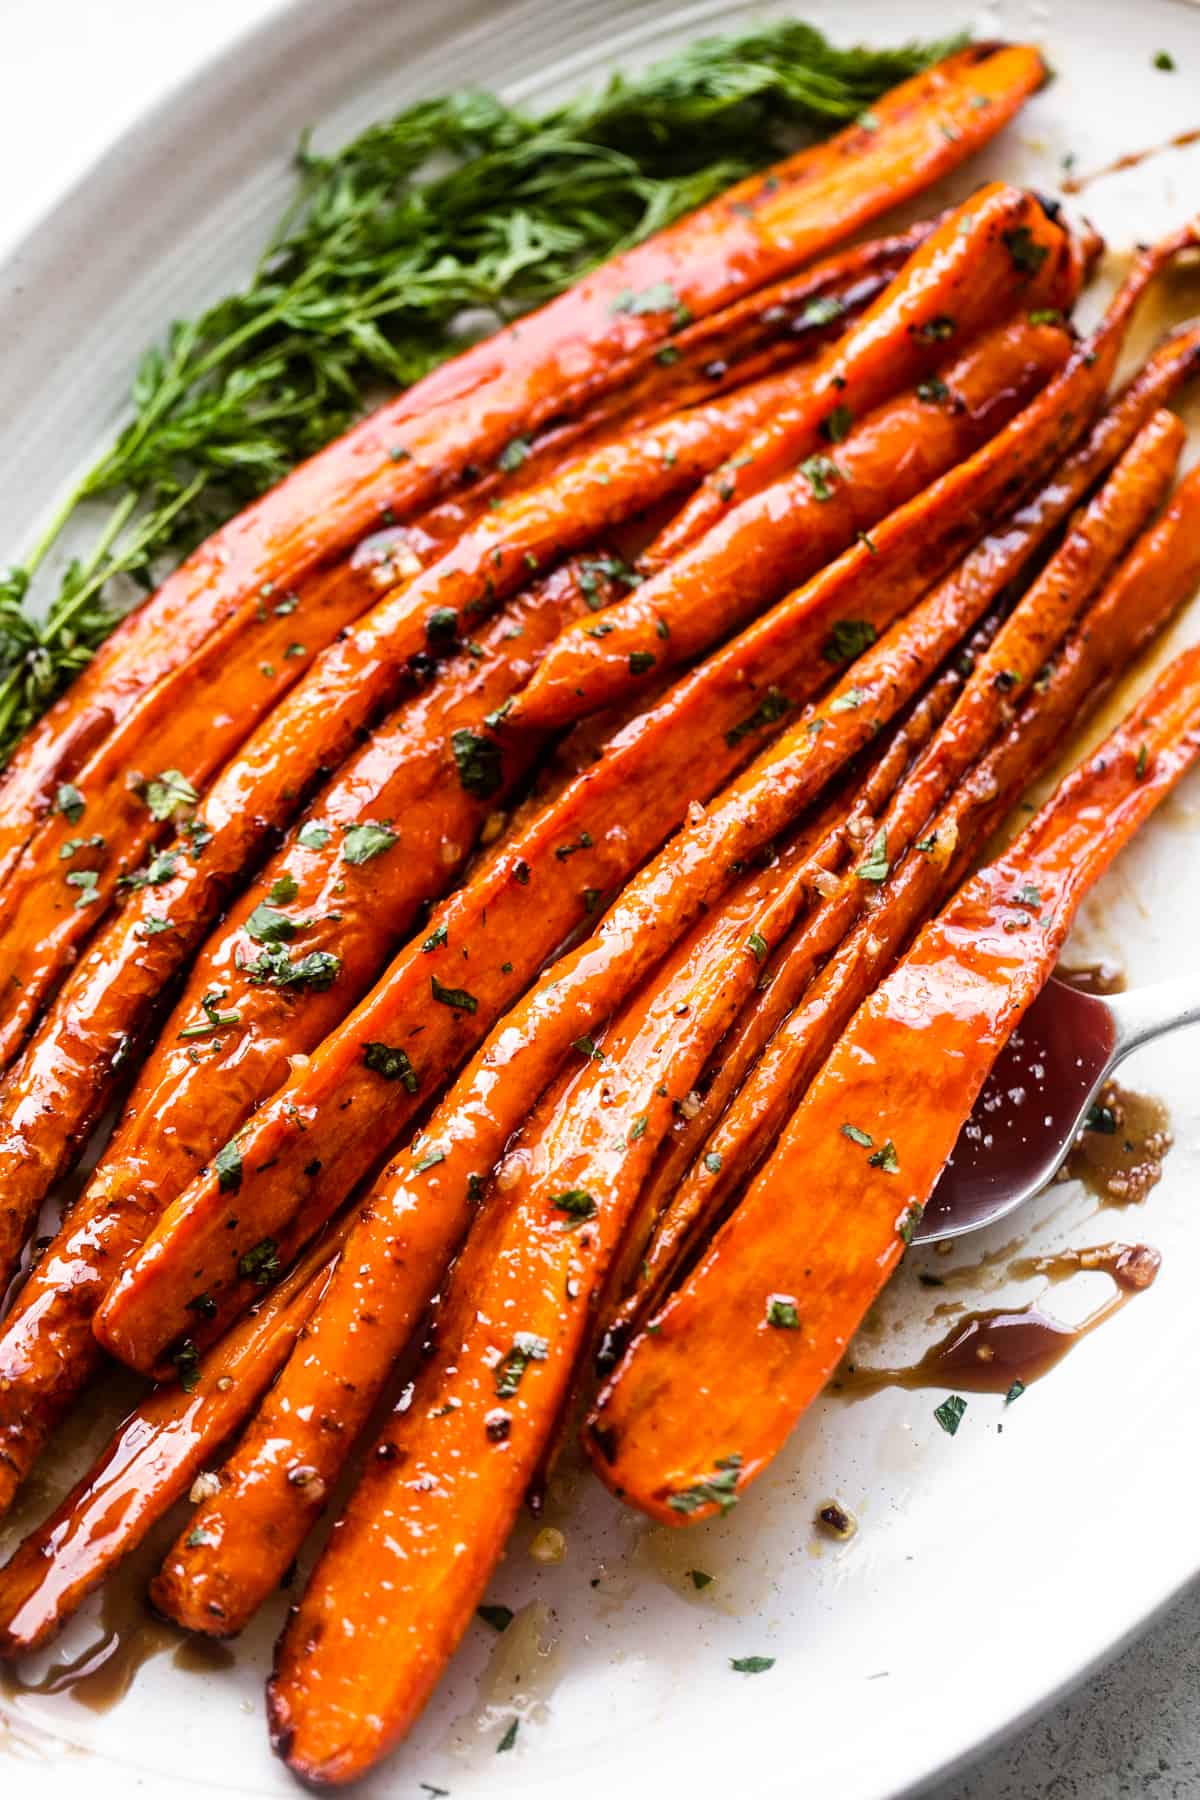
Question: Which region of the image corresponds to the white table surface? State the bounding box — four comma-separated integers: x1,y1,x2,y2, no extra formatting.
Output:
2,4,1197,1796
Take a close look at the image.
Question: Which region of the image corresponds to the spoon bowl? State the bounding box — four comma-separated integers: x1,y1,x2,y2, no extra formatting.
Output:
915,972,1200,1243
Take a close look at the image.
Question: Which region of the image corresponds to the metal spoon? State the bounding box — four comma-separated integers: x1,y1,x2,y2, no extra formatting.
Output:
915,973,1200,1243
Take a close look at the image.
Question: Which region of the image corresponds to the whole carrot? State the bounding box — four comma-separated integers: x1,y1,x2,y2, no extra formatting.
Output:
0,45,1039,868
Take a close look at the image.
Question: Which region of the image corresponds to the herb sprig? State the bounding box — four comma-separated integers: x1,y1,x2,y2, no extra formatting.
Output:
0,22,953,765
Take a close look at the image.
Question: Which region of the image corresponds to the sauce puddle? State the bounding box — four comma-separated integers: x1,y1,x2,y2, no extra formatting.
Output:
1061,1080,1172,1205
837,1243,1160,1398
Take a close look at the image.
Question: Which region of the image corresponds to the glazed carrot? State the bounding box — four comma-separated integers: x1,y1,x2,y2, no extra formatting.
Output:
613,451,1200,1349
0,1220,349,1658
642,181,1078,568
88,242,1185,1378
268,776,948,1777
514,318,1072,728
0,43,1037,866
145,632,993,1635
587,646,1200,1523
0,561,598,1301
0,366,816,1069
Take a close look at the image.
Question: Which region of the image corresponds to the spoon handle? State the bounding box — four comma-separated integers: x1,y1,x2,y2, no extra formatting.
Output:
1106,971,1200,1059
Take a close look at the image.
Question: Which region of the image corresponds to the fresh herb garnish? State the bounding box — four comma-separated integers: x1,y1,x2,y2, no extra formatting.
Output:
868,1139,899,1173
451,728,503,798
855,826,889,883
841,1123,873,1147
297,821,331,850
934,1394,967,1436
724,685,791,747
141,769,199,820
173,1340,202,1393
747,930,768,962
730,1656,775,1674
342,821,398,864
819,404,852,444
245,902,298,944
552,1189,597,1226
799,453,840,500
213,1137,244,1193
55,782,85,823
246,946,341,990
689,1569,714,1590
667,1452,743,1516
704,1152,722,1174
363,1042,419,1091
495,1330,550,1397
179,987,241,1039
431,975,478,1013
766,1294,800,1328
1002,226,1048,275
477,1603,514,1632
238,1237,281,1287
1005,1379,1026,1404
497,1719,519,1755
822,618,876,665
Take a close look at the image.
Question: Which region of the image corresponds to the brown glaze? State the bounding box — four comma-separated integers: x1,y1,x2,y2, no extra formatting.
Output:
839,1243,1160,1398
1062,129,1200,194
1061,1080,1172,1204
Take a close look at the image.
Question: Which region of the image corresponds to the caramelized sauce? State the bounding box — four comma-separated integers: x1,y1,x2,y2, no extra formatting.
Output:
838,1243,1159,1398
1061,128,1200,193
1061,1081,1172,1205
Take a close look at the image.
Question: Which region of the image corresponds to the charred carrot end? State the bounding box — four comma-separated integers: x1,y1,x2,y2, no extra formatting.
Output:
587,651,1200,1523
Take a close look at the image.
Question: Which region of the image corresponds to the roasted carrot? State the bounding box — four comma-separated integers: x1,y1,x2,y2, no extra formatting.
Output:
641,181,1078,568
0,1220,348,1658
587,646,1200,1523
613,452,1200,1349
0,363,819,1069
88,240,1185,1378
513,318,1072,728
267,779,947,1778
0,44,1037,868
0,561,601,1303
147,764,892,1634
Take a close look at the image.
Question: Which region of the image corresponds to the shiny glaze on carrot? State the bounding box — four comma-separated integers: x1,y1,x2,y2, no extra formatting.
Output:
587,649,1200,1522
645,181,1078,566
0,45,1037,872
0,1220,350,1657
617,454,1200,1346
514,318,1071,729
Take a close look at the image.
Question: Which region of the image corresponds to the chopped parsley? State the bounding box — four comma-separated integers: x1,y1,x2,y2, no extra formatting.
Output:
629,650,656,675
141,768,199,820
431,974,478,1013
213,1137,243,1193
54,781,85,823
855,827,889,883
65,868,100,908
609,279,681,317
425,606,458,645
868,1139,899,1173
342,821,398,864
704,1152,722,1174
297,821,331,850
421,921,448,953
724,685,791,747
268,873,298,904
174,1340,202,1393
934,1394,967,1436
801,294,845,328
451,728,503,798
498,435,531,472
829,687,866,713
819,404,852,444
1005,1379,1026,1404
245,902,297,945
766,1294,800,1329
246,946,341,990
667,1452,742,1516
1003,225,1049,275
238,1237,281,1287
179,988,241,1039
799,453,839,501
477,1603,514,1632
730,1656,775,1674
497,1718,519,1754
363,1042,419,1091
494,1330,549,1397
841,1123,873,1147
747,930,768,962
552,1189,597,1226
822,618,876,665
689,1569,713,1590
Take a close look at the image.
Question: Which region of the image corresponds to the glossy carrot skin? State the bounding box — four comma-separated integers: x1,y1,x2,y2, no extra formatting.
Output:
0,370,805,1070
179,644,991,1633
615,444,1200,1347
0,1222,348,1657
0,44,1036,869
644,181,1077,567
515,319,1071,729
92,248,1185,1375
588,646,1200,1523
0,563,608,1511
